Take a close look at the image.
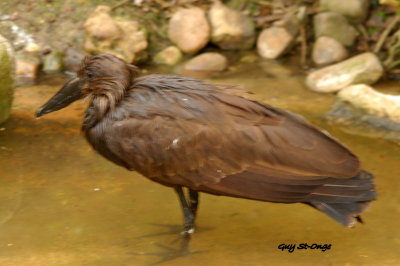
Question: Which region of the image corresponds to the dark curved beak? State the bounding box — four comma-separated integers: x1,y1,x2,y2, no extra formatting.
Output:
36,77,84,117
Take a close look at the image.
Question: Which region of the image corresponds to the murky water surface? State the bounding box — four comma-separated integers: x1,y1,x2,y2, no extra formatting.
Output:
0,60,399,266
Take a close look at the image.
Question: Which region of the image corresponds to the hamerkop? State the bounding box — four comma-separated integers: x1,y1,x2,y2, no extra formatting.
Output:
36,54,376,235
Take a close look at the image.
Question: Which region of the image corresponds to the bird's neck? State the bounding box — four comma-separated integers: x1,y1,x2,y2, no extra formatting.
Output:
82,79,128,130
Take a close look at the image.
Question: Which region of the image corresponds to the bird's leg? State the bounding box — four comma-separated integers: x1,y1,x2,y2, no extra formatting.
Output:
174,186,195,237
188,189,199,216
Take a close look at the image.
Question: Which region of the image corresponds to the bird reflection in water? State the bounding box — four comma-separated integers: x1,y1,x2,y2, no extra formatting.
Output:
130,235,206,266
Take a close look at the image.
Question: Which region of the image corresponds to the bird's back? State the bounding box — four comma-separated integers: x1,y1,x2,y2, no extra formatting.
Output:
84,74,375,226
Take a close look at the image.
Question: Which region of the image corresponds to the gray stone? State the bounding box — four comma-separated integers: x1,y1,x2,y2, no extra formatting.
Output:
314,12,357,46
183,52,227,72
15,53,39,86
306,52,383,93
208,1,255,50
0,38,14,124
257,27,295,59
312,36,348,65
84,5,148,63
336,84,400,123
168,8,210,54
273,12,300,37
42,51,64,74
320,0,370,22
327,84,400,134
153,46,182,65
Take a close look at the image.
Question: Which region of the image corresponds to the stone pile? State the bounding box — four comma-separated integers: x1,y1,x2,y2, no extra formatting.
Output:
165,2,255,73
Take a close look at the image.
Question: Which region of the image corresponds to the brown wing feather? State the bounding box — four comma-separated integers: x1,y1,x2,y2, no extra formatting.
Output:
94,75,360,196
79,64,374,226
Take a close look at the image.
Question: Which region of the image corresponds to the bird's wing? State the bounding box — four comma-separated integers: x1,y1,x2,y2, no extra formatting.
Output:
103,84,360,189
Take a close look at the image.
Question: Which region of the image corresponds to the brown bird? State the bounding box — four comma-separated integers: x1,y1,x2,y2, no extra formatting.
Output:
36,54,376,235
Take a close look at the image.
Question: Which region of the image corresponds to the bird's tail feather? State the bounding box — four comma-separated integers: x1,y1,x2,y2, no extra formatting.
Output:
308,170,376,226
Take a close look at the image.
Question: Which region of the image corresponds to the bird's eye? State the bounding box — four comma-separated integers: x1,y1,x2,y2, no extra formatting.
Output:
87,72,94,79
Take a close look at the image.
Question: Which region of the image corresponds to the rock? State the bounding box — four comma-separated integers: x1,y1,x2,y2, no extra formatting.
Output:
168,8,210,54
306,52,383,93
183,52,227,72
320,0,370,22
273,12,300,37
113,20,148,63
84,6,120,41
153,46,182,65
327,84,400,132
0,38,14,124
208,1,255,50
257,27,295,59
380,0,400,10
42,51,64,74
337,84,400,122
256,10,300,59
24,42,41,53
314,12,357,46
84,5,148,63
15,53,39,86
240,53,259,64
312,36,348,65
63,48,85,73
259,60,293,78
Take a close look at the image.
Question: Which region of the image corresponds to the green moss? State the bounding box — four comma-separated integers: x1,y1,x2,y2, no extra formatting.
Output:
0,43,13,124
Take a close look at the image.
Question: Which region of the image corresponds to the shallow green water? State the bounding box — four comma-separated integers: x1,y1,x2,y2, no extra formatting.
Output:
0,60,399,266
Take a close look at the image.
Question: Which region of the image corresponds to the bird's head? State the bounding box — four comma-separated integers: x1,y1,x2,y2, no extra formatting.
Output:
36,54,138,117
